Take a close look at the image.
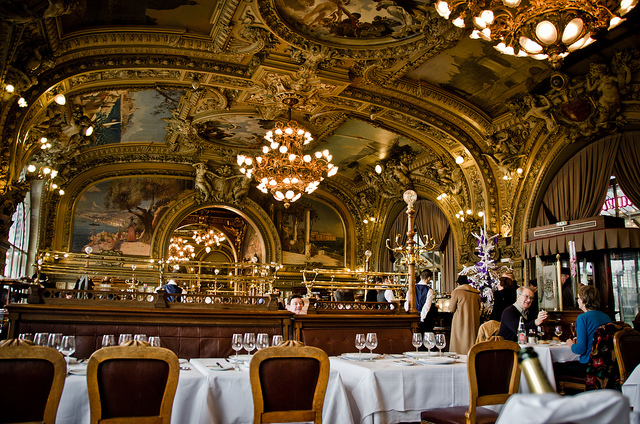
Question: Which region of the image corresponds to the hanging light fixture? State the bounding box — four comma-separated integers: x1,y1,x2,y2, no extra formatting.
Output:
435,0,637,68
237,98,338,208
167,237,195,262
192,229,226,253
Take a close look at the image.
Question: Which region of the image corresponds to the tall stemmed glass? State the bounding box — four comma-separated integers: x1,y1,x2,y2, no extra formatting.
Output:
48,333,62,351
355,334,366,361
435,334,446,356
60,335,76,367
555,326,563,341
231,334,243,371
256,333,269,351
102,334,115,348
365,333,378,360
34,333,49,346
243,333,256,356
423,332,436,357
411,332,423,353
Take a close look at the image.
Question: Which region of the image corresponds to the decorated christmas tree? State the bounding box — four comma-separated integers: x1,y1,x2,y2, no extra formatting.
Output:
459,222,508,315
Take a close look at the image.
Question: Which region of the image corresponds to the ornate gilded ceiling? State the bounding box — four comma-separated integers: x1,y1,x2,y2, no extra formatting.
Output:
1,0,639,267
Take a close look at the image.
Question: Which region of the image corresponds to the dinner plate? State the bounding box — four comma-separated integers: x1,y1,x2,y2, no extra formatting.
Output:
416,357,456,365
340,352,382,360
394,360,417,366
206,364,235,371
403,351,432,358
228,354,253,362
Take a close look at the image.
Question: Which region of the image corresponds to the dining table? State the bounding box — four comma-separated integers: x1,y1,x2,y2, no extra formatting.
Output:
56,360,211,424
189,357,355,424
524,341,580,391
329,352,470,424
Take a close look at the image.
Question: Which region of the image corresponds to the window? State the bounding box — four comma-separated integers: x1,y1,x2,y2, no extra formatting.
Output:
601,176,640,228
3,197,30,278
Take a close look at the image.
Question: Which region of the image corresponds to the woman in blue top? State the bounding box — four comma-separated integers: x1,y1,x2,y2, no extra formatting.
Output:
556,285,611,379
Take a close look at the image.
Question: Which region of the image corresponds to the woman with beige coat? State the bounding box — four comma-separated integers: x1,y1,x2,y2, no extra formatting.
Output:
449,275,482,355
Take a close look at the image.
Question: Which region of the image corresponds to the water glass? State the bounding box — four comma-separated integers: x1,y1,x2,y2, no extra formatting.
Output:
149,337,161,347
423,332,436,356
18,333,33,342
48,333,62,350
231,334,243,370
256,333,269,350
365,333,378,360
355,333,366,360
134,334,148,343
554,326,563,339
34,333,49,346
243,333,256,355
272,335,283,346
101,334,115,348
435,334,446,356
412,332,423,352
537,326,545,340
60,335,76,365
118,334,133,345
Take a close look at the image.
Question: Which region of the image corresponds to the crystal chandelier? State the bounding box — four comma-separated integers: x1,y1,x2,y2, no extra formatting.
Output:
237,102,338,208
192,229,226,253
167,237,195,262
435,0,637,67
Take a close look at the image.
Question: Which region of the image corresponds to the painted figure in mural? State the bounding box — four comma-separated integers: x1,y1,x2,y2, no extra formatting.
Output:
586,62,630,127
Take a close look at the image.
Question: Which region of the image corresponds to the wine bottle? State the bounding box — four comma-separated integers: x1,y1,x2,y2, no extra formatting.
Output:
517,317,526,344
518,347,555,394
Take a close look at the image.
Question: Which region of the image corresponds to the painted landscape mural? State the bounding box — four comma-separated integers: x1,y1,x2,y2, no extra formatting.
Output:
72,177,191,256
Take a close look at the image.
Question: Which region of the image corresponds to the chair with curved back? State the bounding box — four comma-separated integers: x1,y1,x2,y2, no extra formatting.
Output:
0,340,66,424
613,326,640,385
475,320,501,344
419,339,521,424
87,345,179,424
249,341,330,424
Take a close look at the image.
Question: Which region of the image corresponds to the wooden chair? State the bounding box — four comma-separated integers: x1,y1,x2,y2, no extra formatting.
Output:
419,339,521,424
249,342,330,424
87,345,179,424
0,342,66,424
613,327,640,385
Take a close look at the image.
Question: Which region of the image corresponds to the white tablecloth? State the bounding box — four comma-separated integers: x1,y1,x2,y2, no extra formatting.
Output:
330,355,469,424
190,357,354,424
623,364,640,411
496,390,630,424
56,362,211,424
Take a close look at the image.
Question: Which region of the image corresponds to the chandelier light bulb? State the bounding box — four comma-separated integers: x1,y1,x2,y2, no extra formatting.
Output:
452,17,465,27
237,154,245,166
304,155,311,162
270,141,278,149
288,153,296,161
27,164,36,172
480,10,494,24
51,170,58,178
275,128,283,135
256,156,262,163
535,20,558,45
520,36,543,53
262,146,269,154
502,0,522,6
291,177,299,183
5,84,14,93
43,167,51,175
562,18,584,44
608,16,624,28
54,93,66,105
18,97,27,107
59,189,65,195
436,0,451,18
279,145,287,153
85,126,93,136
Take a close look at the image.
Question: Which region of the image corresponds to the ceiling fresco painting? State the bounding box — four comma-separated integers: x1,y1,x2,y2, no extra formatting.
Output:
277,0,429,42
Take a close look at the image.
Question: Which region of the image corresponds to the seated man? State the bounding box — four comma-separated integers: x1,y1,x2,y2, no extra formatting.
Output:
498,286,548,342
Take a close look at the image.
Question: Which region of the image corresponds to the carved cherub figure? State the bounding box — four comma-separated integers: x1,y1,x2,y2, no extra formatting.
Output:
522,94,557,133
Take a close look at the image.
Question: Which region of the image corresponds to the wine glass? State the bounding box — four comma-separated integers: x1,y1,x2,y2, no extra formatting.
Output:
149,337,161,347
134,334,148,343
18,333,33,342
118,334,132,345
537,326,545,340
60,335,76,367
256,333,269,351
355,333,366,360
272,335,283,346
101,334,115,348
243,333,256,356
365,333,378,360
412,332,423,353
423,332,436,357
34,333,49,346
554,326,563,340
48,333,62,350
435,334,446,356
570,323,576,338
231,334,243,371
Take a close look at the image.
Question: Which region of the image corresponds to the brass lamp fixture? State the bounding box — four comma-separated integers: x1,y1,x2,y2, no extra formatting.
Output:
192,229,226,253
435,0,637,68
236,98,338,208
167,237,195,263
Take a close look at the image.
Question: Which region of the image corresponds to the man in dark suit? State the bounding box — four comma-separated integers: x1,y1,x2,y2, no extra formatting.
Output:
498,286,548,342
162,279,184,302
